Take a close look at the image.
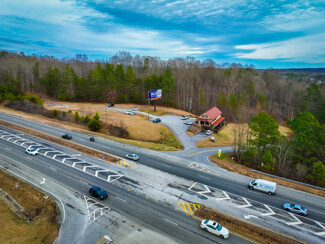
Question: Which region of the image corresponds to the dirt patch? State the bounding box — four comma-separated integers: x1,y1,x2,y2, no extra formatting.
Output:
196,123,292,148
195,207,300,244
0,105,183,151
0,170,59,244
210,154,325,197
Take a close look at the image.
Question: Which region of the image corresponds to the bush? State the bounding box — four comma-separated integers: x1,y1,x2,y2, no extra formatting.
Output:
52,109,58,117
25,94,43,106
74,111,80,121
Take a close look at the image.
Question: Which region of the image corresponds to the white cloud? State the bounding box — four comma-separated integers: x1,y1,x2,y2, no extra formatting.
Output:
235,32,325,63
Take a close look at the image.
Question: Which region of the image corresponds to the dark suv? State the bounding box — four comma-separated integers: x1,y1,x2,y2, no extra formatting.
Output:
89,186,108,200
153,118,161,123
62,134,72,139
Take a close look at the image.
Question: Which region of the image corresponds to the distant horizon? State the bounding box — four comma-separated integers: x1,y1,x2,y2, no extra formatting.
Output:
1,0,325,69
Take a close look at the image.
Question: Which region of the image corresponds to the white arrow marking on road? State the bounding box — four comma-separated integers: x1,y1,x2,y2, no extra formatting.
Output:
237,197,252,208
315,221,325,236
260,204,276,216
286,213,303,225
40,178,46,184
244,215,258,219
215,191,230,201
104,235,112,241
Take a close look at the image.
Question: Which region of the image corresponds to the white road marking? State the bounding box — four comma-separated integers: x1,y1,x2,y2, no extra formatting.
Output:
315,221,325,236
244,215,258,219
237,197,252,208
189,182,212,194
40,178,46,184
116,197,127,203
161,163,171,168
215,191,230,201
199,175,211,180
50,167,57,171
286,213,303,225
163,218,178,226
260,204,276,216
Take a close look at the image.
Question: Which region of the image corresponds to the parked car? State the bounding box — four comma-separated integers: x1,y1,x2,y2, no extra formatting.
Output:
205,130,212,135
125,110,136,115
283,203,308,216
200,219,229,239
248,179,276,195
62,134,72,139
89,186,108,200
126,153,139,161
153,118,161,123
108,103,114,107
184,120,194,125
181,115,189,120
131,107,139,111
26,147,37,156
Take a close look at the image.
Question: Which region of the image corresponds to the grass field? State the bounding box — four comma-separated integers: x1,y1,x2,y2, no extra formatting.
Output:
196,123,293,147
0,170,59,244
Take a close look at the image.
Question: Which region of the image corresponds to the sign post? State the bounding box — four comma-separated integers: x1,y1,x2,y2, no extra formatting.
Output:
149,89,162,112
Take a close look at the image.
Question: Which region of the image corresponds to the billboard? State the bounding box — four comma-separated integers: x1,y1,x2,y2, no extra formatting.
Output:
149,89,162,101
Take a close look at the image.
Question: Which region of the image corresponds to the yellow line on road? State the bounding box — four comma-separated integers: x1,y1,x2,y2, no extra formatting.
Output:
187,149,219,157
96,236,105,244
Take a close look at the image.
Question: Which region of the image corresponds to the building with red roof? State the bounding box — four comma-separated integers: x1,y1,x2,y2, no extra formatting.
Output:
195,106,225,131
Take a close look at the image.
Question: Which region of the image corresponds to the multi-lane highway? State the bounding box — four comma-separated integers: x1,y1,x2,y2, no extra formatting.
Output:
1,111,325,243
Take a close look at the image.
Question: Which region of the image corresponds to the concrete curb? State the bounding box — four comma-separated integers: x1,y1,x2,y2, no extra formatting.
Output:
0,188,27,220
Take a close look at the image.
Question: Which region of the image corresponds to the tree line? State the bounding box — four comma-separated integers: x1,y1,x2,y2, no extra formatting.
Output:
1,50,325,123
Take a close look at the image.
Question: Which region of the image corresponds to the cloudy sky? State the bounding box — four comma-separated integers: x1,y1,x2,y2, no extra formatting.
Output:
1,0,325,68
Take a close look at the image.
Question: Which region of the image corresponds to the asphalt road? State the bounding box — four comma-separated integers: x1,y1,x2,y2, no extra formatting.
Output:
0,132,251,244
1,112,324,225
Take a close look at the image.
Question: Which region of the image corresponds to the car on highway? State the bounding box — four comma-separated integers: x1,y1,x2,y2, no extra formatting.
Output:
89,186,108,200
152,118,161,123
200,219,229,239
62,134,72,139
181,115,189,120
205,130,212,135
184,120,194,125
125,110,136,115
125,153,139,161
26,147,37,155
283,203,308,216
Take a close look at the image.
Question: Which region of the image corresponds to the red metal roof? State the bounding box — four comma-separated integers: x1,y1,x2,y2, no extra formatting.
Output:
212,117,224,126
205,107,222,119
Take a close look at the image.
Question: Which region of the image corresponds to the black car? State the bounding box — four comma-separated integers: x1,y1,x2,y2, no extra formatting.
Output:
62,134,72,139
89,186,108,200
108,103,114,107
153,118,161,123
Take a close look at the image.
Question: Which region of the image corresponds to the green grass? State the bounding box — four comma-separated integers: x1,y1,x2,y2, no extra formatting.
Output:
142,109,170,116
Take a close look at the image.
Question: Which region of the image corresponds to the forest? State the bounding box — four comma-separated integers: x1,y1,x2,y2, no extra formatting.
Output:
1,50,325,186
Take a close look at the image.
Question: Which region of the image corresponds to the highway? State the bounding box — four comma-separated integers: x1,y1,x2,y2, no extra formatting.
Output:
0,128,251,244
1,112,324,223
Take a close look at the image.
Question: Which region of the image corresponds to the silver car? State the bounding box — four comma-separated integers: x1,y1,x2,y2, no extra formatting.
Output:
126,153,139,161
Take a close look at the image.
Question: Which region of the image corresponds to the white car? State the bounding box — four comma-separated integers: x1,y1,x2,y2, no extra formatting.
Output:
131,107,139,111
200,219,229,239
184,120,194,125
26,147,37,156
181,115,189,120
206,130,212,135
126,153,139,161
125,110,136,115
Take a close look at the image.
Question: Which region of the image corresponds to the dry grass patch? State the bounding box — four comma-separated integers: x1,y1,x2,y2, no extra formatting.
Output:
196,123,293,147
195,207,300,244
0,170,59,244
210,154,325,197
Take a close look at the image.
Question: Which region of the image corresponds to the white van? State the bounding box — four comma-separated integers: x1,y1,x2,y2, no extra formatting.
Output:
248,179,276,195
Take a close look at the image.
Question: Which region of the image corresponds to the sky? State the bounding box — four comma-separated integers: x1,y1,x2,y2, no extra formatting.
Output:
1,0,325,69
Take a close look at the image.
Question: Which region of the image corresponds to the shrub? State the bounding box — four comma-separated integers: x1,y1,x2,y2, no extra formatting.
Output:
74,111,80,121
52,109,58,117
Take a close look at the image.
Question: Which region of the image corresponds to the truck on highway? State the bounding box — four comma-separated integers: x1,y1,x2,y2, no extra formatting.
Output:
248,179,276,195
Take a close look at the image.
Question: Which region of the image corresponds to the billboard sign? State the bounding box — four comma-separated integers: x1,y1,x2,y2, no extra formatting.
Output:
149,89,162,101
